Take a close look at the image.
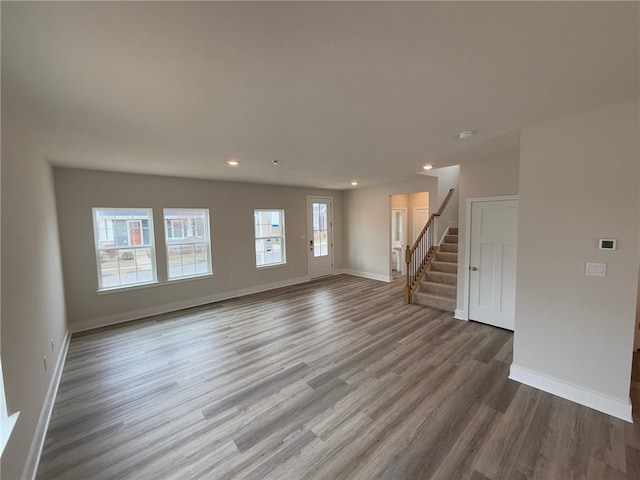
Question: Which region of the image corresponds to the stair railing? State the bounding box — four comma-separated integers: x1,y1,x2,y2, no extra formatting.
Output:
404,188,455,304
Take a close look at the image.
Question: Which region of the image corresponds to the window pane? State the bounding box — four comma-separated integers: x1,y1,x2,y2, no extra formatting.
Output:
254,210,286,267
164,209,212,279
313,203,328,258
93,208,157,290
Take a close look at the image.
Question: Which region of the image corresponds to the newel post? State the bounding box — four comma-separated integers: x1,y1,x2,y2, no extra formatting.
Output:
404,245,411,304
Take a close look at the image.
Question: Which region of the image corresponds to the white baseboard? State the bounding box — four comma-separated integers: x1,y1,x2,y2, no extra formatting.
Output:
454,309,467,321
71,276,311,333
341,269,392,283
509,364,633,423
22,330,71,479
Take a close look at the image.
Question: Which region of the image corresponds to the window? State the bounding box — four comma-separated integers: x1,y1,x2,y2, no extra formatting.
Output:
93,208,157,290
311,202,329,257
254,209,286,267
164,209,212,279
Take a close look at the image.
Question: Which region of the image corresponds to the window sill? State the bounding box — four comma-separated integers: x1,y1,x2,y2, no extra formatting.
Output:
256,262,287,270
167,273,214,284
97,274,213,295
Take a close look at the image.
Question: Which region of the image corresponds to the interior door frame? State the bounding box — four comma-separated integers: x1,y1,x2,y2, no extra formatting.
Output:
391,208,408,274
306,195,334,279
458,195,519,321
412,207,430,244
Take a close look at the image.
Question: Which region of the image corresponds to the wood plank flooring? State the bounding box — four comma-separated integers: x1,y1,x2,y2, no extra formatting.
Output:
37,274,640,479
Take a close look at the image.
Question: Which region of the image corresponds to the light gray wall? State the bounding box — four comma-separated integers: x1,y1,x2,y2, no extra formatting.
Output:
53,168,343,330
1,117,69,479
456,154,520,310
343,177,438,280
514,99,639,402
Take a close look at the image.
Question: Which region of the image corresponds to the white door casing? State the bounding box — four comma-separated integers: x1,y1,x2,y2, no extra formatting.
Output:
307,196,334,279
468,198,518,331
391,208,407,274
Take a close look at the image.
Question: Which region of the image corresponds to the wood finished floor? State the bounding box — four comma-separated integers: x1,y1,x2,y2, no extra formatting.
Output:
37,275,640,480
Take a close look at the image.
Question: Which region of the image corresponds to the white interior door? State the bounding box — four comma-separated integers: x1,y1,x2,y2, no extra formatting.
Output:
413,208,429,243
391,209,407,274
307,196,333,279
469,199,518,331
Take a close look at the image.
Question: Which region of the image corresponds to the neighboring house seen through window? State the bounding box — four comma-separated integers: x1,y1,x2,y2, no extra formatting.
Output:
164,209,212,279
254,209,286,267
92,208,157,290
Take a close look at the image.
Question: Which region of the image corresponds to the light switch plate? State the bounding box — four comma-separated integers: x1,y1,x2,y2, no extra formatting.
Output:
586,262,606,277
598,239,617,250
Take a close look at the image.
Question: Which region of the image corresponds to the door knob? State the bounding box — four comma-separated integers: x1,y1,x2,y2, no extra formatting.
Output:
470,266,478,271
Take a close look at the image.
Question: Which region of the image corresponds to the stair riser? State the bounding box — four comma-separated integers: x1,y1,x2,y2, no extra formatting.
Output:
444,235,458,244
421,282,456,298
425,272,457,285
449,228,459,235
413,293,456,312
435,252,457,263
439,244,458,253
430,262,457,274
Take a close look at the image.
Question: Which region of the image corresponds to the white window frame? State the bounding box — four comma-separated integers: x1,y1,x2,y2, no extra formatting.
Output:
92,208,158,291
254,209,286,268
163,208,212,280
1,358,20,457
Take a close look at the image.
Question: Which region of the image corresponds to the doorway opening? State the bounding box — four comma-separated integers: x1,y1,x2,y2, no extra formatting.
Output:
390,192,429,280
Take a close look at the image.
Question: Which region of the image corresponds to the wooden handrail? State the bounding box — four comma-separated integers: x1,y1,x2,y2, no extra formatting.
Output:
407,188,455,255
404,188,455,304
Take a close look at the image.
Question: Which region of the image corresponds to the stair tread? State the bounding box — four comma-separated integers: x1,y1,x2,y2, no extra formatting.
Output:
422,280,456,288
413,291,456,312
420,282,456,298
426,271,457,277
415,291,455,301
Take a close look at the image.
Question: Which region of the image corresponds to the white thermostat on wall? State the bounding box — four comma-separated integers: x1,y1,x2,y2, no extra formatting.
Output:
598,239,617,251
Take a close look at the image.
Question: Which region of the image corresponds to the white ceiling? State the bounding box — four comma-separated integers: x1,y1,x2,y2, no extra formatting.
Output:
2,1,638,189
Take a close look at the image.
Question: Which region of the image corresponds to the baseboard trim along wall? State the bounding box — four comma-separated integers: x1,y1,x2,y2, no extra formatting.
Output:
341,269,393,283
71,276,312,333
509,364,633,423
22,331,71,480
454,309,467,321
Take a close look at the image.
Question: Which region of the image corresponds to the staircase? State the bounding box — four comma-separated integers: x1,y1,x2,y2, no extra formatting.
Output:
412,227,458,312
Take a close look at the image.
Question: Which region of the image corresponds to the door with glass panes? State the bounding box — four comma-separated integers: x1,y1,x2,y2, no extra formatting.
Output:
307,196,333,278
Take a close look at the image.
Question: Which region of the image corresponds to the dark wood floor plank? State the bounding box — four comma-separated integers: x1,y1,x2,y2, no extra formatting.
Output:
36,274,640,480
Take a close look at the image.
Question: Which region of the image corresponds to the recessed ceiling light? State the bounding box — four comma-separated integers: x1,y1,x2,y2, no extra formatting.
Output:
226,159,239,166
350,181,358,186
423,164,433,170
272,160,280,165
458,130,475,140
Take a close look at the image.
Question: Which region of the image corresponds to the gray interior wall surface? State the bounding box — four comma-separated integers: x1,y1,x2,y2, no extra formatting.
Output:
1,116,69,480
456,154,520,311
514,99,639,402
343,177,438,279
53,168,343,329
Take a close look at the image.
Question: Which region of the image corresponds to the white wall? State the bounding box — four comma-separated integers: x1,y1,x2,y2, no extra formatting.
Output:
53,168,343,330
427,165,460,241
513,100,639,415
343,177,438,281
456,154,520,313
1,116,69,479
